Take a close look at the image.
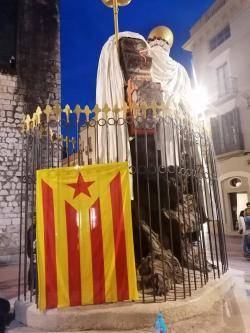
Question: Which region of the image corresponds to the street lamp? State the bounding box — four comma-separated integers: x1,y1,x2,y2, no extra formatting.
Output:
189,85,208,119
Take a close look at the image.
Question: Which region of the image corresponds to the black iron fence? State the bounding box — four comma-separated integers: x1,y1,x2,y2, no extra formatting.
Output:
18,102,228,305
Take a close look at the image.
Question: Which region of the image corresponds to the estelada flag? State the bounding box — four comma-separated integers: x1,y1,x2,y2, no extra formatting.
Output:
36,162,138,310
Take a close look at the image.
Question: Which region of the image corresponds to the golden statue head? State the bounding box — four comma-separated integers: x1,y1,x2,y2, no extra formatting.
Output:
101,0,132,7
148,26,174,49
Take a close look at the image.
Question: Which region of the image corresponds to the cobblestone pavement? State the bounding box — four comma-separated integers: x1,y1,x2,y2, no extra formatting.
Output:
1,234,250,332
0,263,20,300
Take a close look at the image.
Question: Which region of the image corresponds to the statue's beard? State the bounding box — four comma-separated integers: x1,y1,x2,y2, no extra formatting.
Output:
148,40,170,55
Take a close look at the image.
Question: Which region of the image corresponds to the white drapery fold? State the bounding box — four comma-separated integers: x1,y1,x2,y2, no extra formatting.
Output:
96,32,145,164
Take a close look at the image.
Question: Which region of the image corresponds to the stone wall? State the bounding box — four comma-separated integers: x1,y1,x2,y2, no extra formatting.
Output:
0,0,60,263
0,74,22,263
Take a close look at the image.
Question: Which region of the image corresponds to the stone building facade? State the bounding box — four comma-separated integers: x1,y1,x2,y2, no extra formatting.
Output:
183,0,250,233
0,0,60,263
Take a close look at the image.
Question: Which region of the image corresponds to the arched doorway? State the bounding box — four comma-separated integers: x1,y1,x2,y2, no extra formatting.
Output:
221,175,250,233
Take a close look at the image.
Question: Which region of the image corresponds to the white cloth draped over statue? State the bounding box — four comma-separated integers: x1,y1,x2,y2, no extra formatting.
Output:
96,31,192,166
95,31,217,219
96,32,143,164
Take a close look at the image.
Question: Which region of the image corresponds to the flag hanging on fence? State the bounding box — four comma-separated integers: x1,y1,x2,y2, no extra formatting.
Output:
36,162,138,310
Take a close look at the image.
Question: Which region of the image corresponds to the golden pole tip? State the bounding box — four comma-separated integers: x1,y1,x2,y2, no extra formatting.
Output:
101,0,132,8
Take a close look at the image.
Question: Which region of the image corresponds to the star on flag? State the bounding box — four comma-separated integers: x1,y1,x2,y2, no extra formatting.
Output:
67,173,94,198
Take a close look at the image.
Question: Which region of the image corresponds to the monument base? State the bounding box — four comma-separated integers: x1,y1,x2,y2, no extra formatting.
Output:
15,272,233,332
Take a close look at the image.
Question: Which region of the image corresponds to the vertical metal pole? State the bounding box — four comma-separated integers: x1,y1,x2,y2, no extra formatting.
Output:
194,132,210,284
96,118,99,165
106,115,110,163
29,132,36,302
77,117,80,166
113,0,119,54
47,120,50,168
176,122,191,297
171,118,186,298
181,123,196,294
202,123,220,278
86,121,90,165
18,133,25,300
162,115,177,300
23,133,30,301
154,118,167,301
186,123,203,289
134,129,145,302
144,114,156,302
115,112,119,163
190,128,208,284
57,121,60,168
209,137,228,272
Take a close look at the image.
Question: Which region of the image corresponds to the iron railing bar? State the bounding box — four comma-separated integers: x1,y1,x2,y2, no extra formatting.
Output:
144,114,156,302
198,130,217,279
195,136,211,282
176,121,191,297
186,124,203,288
202,124,221,278
209,140,228,272
171,117,186,298
134,125,145,302
162,115,177,300
18,133,25,300
191,130,206,286
29,132,36,302
182,123,197,292
23,133,30,301
153,118,167,301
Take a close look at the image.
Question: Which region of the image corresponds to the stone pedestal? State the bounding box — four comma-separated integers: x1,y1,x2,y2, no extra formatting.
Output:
15,272,233,332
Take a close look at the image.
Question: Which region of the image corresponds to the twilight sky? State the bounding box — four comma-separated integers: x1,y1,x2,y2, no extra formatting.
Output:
60,0,214,107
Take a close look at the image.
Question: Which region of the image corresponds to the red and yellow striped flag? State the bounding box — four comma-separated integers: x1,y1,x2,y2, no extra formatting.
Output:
36,162,138,310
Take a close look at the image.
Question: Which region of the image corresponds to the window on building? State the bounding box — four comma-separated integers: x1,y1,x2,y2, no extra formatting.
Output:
216,62,230,97
210,109,244,156
209,25,231,52
0,0,17,71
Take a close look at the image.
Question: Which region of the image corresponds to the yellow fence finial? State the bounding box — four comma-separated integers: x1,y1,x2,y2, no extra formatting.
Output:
83,105,92,122
64,104,72,123
25,115,31,132
35,106,42,125
103,104,111,117
74,105,82,123
44,105,52,123
53,104,62,122
93,104,101,119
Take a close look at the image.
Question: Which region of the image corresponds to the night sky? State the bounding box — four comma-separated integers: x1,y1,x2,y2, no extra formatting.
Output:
60,0,214,108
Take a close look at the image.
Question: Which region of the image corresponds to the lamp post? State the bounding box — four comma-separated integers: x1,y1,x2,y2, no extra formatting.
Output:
101,0,132,53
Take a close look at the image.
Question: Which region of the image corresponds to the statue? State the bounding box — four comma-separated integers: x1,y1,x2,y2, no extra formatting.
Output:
148,26,192,114
95,19,217,295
